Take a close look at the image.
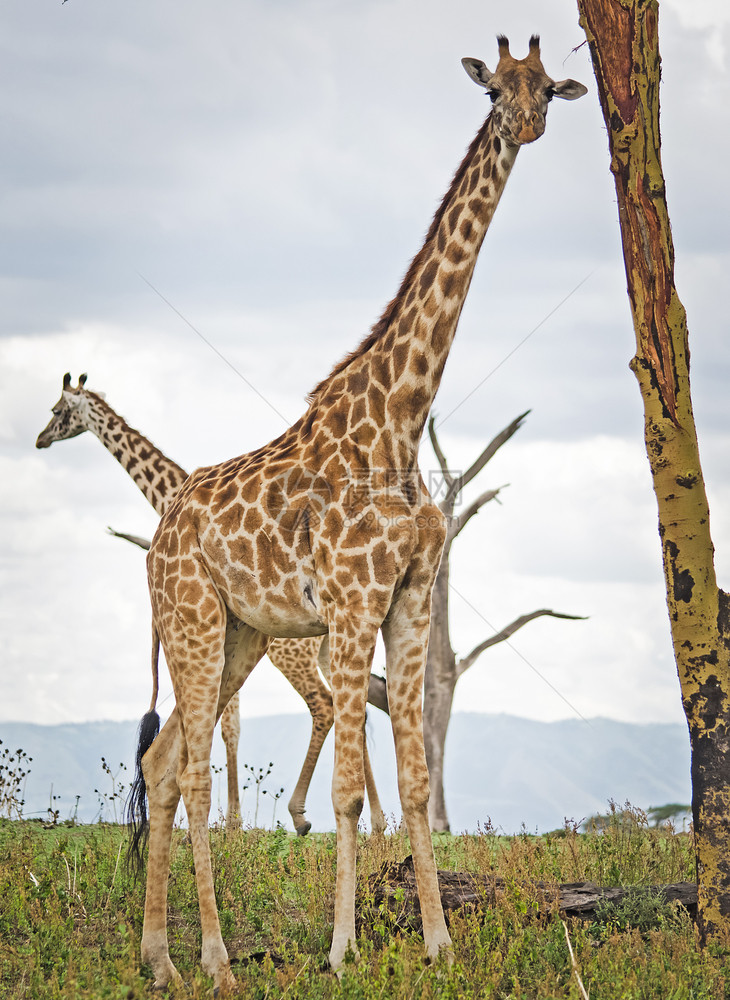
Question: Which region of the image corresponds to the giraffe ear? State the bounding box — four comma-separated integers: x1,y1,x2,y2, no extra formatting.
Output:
462,57,495,90
550,78,588,101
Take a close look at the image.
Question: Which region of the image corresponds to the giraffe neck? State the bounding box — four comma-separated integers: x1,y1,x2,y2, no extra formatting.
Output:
79,391,188,515
311,114,519,468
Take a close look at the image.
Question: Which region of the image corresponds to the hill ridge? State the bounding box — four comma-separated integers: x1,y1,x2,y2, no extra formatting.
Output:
0,713,690,833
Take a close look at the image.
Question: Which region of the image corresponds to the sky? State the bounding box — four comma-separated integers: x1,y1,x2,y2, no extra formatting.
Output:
1,0,729,731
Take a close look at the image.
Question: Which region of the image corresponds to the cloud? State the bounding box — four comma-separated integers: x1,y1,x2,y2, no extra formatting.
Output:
1,0,728,728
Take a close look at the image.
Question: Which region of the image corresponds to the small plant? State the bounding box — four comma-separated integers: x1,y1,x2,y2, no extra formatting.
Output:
211,761,225,820
595,887,682,934
0,739,32,819
581,800,646,835
242,761,274,827
262,785,285,828
69,794,81,825
93,757,128,824
46,785,61,827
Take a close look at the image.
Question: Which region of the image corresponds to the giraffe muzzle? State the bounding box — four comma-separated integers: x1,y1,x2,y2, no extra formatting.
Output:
510,111,545,145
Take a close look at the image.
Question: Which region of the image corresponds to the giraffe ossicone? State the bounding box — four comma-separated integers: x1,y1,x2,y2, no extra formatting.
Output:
126,36,585,990
35,373,387,836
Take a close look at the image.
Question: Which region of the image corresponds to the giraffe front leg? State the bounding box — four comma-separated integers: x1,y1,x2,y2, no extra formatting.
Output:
328,617,380,974
382,607,453,965
320,635,384,834
220,693,242,829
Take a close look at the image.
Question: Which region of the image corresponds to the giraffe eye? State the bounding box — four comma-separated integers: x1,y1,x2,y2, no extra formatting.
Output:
545,86,555,102
487,88,501,101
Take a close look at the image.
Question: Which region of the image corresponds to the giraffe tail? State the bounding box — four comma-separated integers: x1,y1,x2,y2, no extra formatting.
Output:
125,625,162,878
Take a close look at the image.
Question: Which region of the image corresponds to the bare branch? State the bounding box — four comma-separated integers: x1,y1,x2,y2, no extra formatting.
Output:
427,414,454,492
449,485,506,539
455,609,586,677
106,526,151,552
446,410,529,504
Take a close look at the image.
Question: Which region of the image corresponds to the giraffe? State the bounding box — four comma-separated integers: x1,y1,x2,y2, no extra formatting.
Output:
128,37,586,989
35,373,386,835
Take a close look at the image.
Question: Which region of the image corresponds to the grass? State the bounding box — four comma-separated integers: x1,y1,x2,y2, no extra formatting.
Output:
0,809,727,999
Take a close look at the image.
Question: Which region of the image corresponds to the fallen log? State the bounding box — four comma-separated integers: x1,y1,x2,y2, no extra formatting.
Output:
361,855,697,931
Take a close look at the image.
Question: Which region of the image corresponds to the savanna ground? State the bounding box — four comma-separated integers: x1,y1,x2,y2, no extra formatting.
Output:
1,805,728,999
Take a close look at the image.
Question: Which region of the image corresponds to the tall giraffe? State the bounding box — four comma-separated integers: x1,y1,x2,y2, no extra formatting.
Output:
35,373,386,835
129,37,586,989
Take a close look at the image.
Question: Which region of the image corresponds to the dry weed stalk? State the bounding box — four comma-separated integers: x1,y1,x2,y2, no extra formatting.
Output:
562,920,589,999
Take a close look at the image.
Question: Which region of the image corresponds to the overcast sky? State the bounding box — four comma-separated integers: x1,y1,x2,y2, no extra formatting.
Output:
1,0,729,732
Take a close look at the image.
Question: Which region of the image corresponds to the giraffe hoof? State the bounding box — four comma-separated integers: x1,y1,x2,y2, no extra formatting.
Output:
212,965,237,996
371,814,387,835
427,940,455,974
295,820,312,837
142,945,182,992
151,970,183,992
330,942,361,977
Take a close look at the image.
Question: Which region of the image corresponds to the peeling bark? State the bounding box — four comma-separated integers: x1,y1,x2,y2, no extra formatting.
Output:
577,0,730,943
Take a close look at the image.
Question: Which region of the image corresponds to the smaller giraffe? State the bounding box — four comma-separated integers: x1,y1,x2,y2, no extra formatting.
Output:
36,373,386,834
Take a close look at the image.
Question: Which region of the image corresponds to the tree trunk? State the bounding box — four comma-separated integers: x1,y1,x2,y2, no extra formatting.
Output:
424,548,457,833
577,0,730,942
422,413,581,833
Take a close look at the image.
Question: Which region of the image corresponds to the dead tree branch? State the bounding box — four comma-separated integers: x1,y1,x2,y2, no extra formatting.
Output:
446,410,530,505
456,609,587,677
362,855,697,930
106,527,151,551
449,486,505,539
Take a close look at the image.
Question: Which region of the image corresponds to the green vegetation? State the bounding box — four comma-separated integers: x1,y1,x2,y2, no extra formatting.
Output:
0,804,727,999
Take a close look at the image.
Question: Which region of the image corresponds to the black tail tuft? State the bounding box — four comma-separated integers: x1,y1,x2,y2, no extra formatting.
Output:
124,709,160,879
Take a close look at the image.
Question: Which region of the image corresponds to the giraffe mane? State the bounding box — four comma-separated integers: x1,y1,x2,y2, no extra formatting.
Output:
305,113,494,405
84,388,189,482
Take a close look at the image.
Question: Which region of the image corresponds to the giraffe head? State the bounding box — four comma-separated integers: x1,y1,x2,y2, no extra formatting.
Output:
462,35,587,146
35,373,94,448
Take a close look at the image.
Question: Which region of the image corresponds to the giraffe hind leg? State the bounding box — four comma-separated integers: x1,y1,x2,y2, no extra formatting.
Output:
174,638,235,991
144,590,239,992
268,638,334,836
363,725,386,834
286,700,333,836
138,709,184,990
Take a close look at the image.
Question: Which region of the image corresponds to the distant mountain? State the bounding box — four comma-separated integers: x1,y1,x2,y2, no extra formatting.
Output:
0,713,690,833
